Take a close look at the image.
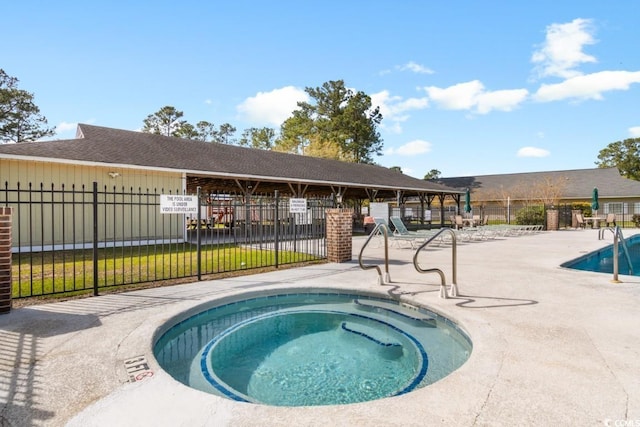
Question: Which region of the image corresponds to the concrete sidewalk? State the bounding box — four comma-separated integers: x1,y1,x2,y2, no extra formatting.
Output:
1,229,639,426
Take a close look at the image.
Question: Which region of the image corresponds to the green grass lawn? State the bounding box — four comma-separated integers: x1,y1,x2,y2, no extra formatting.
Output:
11,242,322,299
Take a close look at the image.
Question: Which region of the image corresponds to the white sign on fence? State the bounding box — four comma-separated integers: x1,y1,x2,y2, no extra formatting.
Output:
289,198,307,213
369,202,388,222
160,195,198,214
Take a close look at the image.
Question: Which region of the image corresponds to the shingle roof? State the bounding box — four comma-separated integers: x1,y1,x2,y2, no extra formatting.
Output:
433,167,640,200
0,124,460,197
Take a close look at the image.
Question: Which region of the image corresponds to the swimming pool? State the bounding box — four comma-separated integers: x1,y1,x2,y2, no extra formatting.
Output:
562,232,640,276
153,291,472,406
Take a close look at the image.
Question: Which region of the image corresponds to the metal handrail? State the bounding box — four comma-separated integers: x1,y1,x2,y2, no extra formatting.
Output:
598,226,613,241
358,223,391,285
613,226,633,282
600,226,633,282
412,228,458,299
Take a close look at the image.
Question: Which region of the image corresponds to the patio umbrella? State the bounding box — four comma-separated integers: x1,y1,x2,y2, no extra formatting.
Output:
464,188,472,213
591,187,599,214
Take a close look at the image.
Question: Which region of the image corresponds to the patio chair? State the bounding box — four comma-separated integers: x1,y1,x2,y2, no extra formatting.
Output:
389,216,408,235
389,216,431,236
373,217,388,227
575,213,586,230
385,216,429,248
605,213,616,227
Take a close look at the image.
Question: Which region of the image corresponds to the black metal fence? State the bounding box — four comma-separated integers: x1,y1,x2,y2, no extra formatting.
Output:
2,182,329,299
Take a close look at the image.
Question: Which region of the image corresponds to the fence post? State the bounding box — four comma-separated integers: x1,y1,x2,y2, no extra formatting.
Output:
92,181,99,296
274,190,279,268
196,186,202,281
0,207,12,314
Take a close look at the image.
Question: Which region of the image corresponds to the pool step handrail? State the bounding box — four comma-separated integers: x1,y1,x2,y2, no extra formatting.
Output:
598,226,613,241
412,228,458,299
617,227,633,275
612,226,633,281
358,222,391,285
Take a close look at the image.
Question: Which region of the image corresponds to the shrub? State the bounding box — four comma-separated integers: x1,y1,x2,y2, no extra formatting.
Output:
572,203,592,217
515,205,545,225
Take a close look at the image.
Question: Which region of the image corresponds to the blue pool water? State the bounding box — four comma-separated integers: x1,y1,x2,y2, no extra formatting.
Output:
562,233,640,276
153,292,472,407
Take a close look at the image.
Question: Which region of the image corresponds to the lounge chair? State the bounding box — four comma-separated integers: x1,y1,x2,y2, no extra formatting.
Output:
370,217,411,248
387,216,435,248
389,216,431,236
605,213,616,227
373,217,388,227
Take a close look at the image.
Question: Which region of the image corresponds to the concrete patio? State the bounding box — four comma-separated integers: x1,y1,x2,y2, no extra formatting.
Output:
1,228,639,426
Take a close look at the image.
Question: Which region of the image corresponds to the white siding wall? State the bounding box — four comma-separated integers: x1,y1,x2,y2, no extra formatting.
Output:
1,159,185,248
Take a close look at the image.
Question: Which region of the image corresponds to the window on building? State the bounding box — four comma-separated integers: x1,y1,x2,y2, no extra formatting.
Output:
604,202,627,215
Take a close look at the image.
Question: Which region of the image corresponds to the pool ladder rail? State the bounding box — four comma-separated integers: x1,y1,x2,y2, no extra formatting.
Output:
599,226,633,282
358,222,391,285
413,228,458,299
358,223,458,298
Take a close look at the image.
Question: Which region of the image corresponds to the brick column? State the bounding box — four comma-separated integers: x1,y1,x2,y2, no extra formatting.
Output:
0,207,12,314
546,209,559,231
326,208,353,263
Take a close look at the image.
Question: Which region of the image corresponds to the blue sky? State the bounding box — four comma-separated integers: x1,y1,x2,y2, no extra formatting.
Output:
3,1,640,178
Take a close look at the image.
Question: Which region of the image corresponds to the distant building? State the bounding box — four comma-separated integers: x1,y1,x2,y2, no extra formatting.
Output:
432,167,640,217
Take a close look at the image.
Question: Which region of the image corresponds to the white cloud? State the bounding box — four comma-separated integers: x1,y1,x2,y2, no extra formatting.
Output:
629,126,640,137
533,70,640,102
237,86,308,126
397,61,434,74
394,97,430,112
371,90,401,115
204,99,212,105
371,90,428,133
424,80,528,114
372,90,428,116
402,167,416,177
56,121,77,132
531,18,597,79
517,146,550,158
387,139,432,156
384,121,404,134
475,88,530,114
425,80,482,110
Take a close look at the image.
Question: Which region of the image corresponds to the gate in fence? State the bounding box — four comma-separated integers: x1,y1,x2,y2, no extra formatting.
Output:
1,182,329,299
